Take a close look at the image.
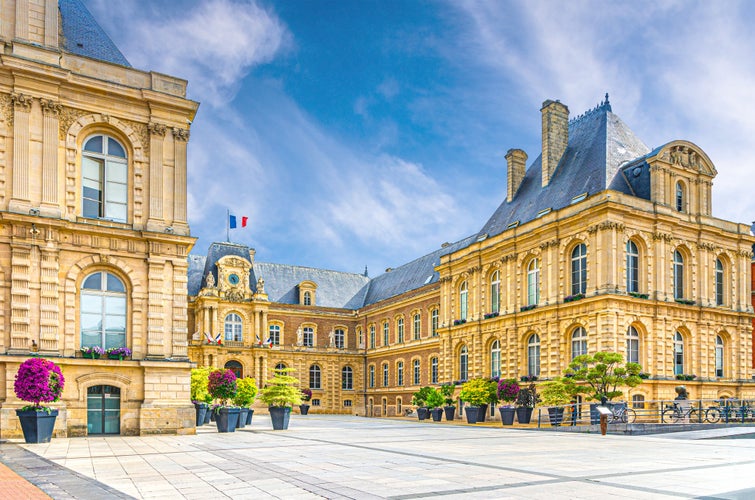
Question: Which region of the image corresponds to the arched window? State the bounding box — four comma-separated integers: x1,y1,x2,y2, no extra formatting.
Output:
309,364,321,389
431,357,438,384
383,321,389,346
527,334,541,376
413,359,421,385
715,258,724,306
459,281,468,320
80,271,126,350
673,250,685,300
490,340,501,378
626,240,639,294
303,327,314,347
413,313,421,340
673,332,685,375
225,360,242,378
397,361,404,386
224,313,243,342
397,318,405,343
382,363,389,387
431,309,439,337
268,324,280,345
369,324,375,349
82,134,128,222
631,394,646,409
571,243,587,295
527,258,540,306
368,365,375,388
396,397,402,415
459,345,468,381
275,362,287,372
334,328,345,348
675,181,685,212
715,335,724,377
571,327,587,360
626,326,640,364
342,366,353,390
303,291,312,305
490,270,500,314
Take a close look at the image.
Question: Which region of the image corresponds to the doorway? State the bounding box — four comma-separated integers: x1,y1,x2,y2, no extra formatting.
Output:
87,385,121,435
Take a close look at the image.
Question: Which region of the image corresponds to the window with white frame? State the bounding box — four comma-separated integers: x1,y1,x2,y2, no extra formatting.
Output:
369,324,375,349
269,324,280,345
490,340,501,378
382,363,389,386
275,362,287,371
342,366,353,390
335,328,345,349
413,313,421,340
303,291,312,305
527,333,540,376
397,318,404,343
673,332,684,375
431,308,439,336
459,345,468,381
82,135,128,222
490,270,500,314
459,281,468,320
303,327,314,347
413,359,421,385
715,335,724,377
224,313,243,342
527,258,540,306
571,327,588,359
431,357,438,384
673,250,685,300
357,327,363,347
571,243,587,295
626,240,639,293
397,361,404,386
369,365,375,388
715,258,725,306
383,322,389,346
626,326,639,364
80,271,126,350
675,181,685,212
309,364,321,389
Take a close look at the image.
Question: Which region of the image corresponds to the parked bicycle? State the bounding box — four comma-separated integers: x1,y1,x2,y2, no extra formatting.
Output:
661,402,717,423
705,400,753,423
609,404,636,423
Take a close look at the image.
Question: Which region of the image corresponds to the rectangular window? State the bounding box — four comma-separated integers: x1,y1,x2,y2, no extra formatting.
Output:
382,364,389,387
269,325,280,345
397,319,404,343
304,327,314,347
413,314,421,340
383,322,389,346
335,328,345,349
413,360,420,385
369,325,375,349
397,363,404,386
369,366,375,388
431,358,438,384
431,309,438,337
344,400,352,407
311,399,321,407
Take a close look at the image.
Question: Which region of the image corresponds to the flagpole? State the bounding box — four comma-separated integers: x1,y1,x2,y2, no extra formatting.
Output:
226,208,230,242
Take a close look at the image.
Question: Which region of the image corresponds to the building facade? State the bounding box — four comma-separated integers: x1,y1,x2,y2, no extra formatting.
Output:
189,97,755,418
0,0,199,437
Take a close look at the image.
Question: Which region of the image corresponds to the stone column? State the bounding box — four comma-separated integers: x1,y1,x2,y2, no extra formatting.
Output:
39,99,61,217
173,128,189,230
9,93,33,214
146,123,166,231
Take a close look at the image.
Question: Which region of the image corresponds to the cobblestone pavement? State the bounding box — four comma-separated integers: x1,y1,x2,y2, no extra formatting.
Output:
2,415,755,499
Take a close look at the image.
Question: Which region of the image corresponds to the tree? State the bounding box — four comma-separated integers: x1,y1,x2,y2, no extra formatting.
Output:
563,351,642,402
259,368,303,407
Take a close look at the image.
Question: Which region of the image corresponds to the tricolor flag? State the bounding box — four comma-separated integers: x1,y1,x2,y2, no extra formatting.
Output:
265,337,273,348
255,333,262,345
229,214,248,229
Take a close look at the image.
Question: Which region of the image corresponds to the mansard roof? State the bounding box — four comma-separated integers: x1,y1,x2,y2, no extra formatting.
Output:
478,100,650,239
59,0,131,67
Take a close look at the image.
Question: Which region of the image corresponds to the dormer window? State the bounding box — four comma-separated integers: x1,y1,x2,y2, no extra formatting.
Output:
298,281,317,306
303,291,311,305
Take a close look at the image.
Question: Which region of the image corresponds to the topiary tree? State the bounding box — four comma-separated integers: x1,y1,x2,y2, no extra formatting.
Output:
233,377,258,408
424,388,445,410
439,383,456,406
459,378,493,407
190,367,211,403
539,379,571,407
259,368,303,407
14,358,65,412
411,386,436,407
562,351,642,402
208,369,237,406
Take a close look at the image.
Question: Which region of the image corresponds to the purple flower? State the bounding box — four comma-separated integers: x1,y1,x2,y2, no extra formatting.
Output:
81,346,104,355
208,369,237,404
14,358,65,410
106,347,132,357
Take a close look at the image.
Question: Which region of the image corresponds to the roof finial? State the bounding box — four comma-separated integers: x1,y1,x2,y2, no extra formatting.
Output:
363,265,368,277
604,92,609,105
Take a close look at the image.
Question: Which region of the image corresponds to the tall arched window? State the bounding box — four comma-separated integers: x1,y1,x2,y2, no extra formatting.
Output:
309,364,321,389
268,324,280,345
571,243,587,295
715,258,724,306
382,363,389,387
303,291,312,305
397,361,404,386
626,326,640,364
626,240,639,294
334,328,345,348
673,332,684,375
431,309,439,337
490,270,500,314
369,324,376,349
675,181,685,212
303,327,314,347
383,322,390,346
459,345,468,381
224,313,243,342
80,271,126,350
527,334,540,376
397,318,405,343
715,335,724,378
225,360,242,378
413,313,421,340
673,250,685,300
571,327,587,360
368,365,375,388
82,134,128,222
275,362,287,372
342,366,353,390
490,340,501,378
527,258,540,306
431,357,438,384
413,359,421,385
459,281,468,320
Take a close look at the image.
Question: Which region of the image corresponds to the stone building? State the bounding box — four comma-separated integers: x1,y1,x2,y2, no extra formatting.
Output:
0,0,198,437
190,96,755,417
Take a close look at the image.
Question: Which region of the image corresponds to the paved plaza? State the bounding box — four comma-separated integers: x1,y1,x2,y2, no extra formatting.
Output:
1,415,755,499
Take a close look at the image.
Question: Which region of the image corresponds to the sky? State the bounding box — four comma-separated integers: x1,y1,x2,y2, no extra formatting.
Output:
84,0,755,277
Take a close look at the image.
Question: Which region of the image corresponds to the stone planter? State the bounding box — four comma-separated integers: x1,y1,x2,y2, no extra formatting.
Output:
417,407,429,420
215,407,240,433
245,408,254,425
477,404,488,422
430,408,443,421
444,406,456,421
203,408,212,424
269,406,291,430
16,409,58,444
194,403,208,427
299,404,310,415
464,406,479,424
237,408,249,428
516,407,533,424
498,406,515,425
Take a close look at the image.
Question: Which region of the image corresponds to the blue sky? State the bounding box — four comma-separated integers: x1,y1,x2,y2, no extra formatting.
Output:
85,0,755,276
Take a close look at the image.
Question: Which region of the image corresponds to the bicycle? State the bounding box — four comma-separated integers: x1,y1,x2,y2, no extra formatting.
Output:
661,402,712,423
707,401,753,423
608,404,636,423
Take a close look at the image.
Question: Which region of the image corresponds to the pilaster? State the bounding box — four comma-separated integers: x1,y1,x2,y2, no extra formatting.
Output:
146,122,166,231
39,98,61,217
9,93,32,214
172,128,189,233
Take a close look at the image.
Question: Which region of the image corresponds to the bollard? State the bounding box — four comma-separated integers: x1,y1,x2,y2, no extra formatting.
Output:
600,413,607,435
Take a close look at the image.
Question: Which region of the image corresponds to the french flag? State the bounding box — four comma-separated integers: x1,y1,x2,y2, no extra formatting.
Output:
229,214,248,229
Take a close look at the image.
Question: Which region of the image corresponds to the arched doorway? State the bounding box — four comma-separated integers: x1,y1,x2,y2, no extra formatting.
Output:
225,360,243,378
87,385,120,435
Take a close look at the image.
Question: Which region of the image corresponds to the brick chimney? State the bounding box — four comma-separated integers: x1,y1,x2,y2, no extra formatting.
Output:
541,100,569,187
506,149,528,202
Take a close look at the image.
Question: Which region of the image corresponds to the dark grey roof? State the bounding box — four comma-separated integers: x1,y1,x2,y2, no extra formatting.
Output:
187,254,206,297
195,242,256,295
59,0,131,67
478,101,650,239
362,236,477,306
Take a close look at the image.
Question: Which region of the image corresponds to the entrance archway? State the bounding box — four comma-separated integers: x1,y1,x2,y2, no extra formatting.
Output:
87,385,121,434
225,360,243,378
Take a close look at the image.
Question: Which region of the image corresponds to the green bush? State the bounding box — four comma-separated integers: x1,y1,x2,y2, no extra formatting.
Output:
259,368,303,408
562,351,642,401
233,377,258,407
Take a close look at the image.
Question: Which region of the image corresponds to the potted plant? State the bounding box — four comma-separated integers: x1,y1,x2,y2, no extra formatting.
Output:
13,358,65,443
203,393,213,424
562,351,642,424
412,386,435,420
80,346,104,359
208,369,239,432
190,367,211,426
233,377,258,428
299,388,312,415
259,367,303,430
105,346,132,360
424,388,445,422
440,383,456,421
514,382,540,424
459,378,492,424
496,378,520,425
476,378,498,422
539,379,571,427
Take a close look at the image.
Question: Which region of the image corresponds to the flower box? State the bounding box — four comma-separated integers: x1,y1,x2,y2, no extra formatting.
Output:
520,375,538,382
453,319,467,326
564,293,584,303
105,347,132,360
520,304,537,312
675,299,695,305
483,312,499,319
80,346,104,359
629,292,649,299
675,374,696,381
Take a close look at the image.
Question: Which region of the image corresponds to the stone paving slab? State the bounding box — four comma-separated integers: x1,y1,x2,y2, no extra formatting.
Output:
1,415,754,499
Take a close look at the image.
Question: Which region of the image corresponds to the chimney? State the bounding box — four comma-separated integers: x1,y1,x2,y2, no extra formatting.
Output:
541,99,569,187
506,149,528,202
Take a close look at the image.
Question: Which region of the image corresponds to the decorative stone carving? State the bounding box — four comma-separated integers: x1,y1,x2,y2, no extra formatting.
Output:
226,289,244,302
173,127,190,141
205,272,215,288
148,122,167,136
256,277,265,293
329,329,335,347
652,232,674,242
39,99,62,116
11,93,33,111
696,242,716,251
297,327,303,346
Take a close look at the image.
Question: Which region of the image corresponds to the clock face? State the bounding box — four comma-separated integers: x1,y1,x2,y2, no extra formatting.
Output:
228,273,240,286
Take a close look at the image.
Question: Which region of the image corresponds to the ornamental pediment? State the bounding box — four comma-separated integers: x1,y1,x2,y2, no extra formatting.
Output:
654,140,716,177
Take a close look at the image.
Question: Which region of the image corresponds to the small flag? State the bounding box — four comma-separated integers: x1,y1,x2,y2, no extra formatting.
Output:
255,333,261,345
229,214,248,229
265,337,273,348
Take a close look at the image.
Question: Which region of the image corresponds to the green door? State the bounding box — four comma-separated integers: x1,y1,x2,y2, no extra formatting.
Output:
87,385,120,435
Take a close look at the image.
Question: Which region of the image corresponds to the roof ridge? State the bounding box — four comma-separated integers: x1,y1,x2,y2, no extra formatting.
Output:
569,93,612,126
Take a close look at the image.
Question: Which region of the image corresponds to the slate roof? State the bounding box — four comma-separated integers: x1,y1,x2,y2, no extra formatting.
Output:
477,100,650,239
59,0,131,67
